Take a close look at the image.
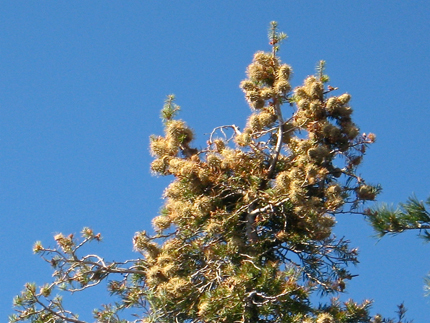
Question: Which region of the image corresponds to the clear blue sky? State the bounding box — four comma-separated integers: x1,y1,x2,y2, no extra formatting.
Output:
2,1,430,321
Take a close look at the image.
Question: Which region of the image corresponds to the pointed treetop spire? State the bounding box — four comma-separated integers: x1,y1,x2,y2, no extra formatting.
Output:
268,21,287,53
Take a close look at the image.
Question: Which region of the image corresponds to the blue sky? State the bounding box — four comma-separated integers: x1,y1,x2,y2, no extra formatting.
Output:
1,1,430,321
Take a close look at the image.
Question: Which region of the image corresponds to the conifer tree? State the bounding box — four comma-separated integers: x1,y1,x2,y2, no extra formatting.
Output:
12,22,410,323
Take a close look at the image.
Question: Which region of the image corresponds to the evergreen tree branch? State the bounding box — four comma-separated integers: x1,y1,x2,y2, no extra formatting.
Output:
366,195,430,239
11,229,148,323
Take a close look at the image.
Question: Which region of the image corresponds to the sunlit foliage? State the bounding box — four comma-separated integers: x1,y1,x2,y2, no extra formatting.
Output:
12,22,411,323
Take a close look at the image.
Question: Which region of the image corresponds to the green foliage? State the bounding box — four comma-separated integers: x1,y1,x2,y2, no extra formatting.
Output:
316,60,330,84
160,94,180,123
268,21,287,53
11,22,412,323
367,194,430,302
366,195,430,240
